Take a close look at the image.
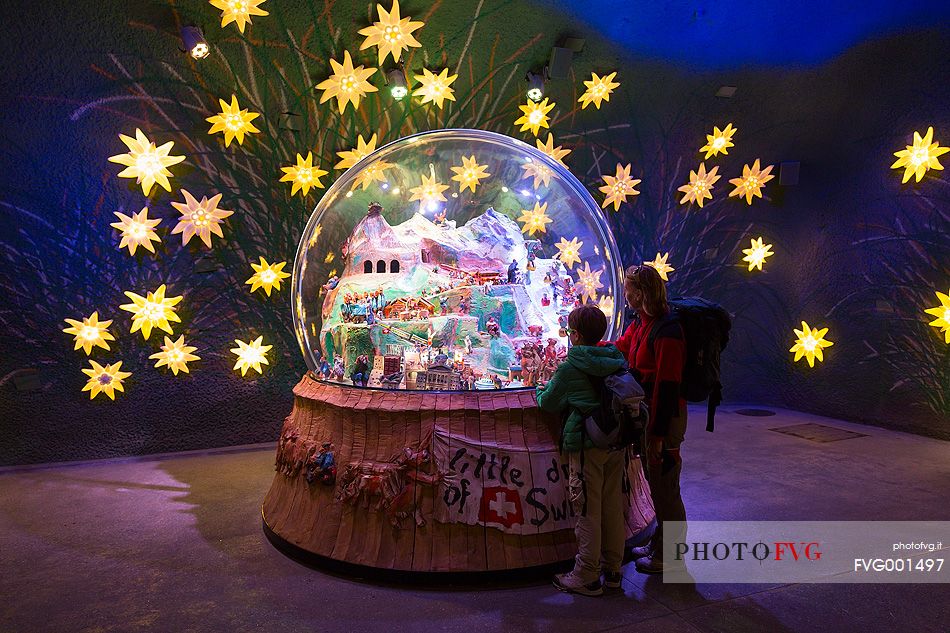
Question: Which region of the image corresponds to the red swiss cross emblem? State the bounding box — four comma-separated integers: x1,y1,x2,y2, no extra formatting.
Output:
478,486,524,529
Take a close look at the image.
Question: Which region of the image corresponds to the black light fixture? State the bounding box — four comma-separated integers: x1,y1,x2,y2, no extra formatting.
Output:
385,64,409,100
180,26,209,60
525,70,545,102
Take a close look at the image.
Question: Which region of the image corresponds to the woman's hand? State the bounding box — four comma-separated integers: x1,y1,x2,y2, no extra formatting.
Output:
647,437,664,463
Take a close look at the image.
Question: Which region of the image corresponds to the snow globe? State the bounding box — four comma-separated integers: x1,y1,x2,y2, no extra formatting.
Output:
291,128,623,391
264,130,651,573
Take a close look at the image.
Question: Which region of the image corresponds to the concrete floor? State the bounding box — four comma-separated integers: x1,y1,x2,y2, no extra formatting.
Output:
1,404,948,633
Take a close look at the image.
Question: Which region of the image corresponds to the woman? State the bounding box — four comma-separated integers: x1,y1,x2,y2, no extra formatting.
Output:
614,264,687,574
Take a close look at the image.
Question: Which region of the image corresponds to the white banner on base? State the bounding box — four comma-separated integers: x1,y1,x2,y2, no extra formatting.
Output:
432,429,574,534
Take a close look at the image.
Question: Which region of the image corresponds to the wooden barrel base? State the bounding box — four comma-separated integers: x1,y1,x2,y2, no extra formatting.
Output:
262,374,655,573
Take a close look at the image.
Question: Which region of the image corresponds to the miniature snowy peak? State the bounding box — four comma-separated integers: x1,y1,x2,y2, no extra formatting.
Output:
317,202,578,390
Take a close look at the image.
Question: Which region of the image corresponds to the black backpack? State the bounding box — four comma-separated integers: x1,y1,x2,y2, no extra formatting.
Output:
646,297,731,432
582,368,649,450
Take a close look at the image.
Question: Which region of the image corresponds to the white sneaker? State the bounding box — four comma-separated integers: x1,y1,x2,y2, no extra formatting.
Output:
553,572,604,596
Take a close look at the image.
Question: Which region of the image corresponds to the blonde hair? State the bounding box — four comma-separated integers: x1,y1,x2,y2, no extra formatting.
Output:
625,264,669,316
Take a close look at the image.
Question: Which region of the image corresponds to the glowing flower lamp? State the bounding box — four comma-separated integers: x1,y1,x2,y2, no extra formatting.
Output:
514,98,555,136
358,0,423,63
699,123,737,159
924,289,950,343
578,72,620,110
63,311,115,355
521,160,553,189
576,262,604,303
408,173,449,210
598,295,615,317
729,159,774,205
790,321,834,368
150,335,200,375
335,134,378,170
280,152,328,197
413,68,457,109
108,128,185,196
450,155,490,193
170,190,233,248
316,51,378,113
599,163,641,211
246,257,291,296
554,236,583,270
741,237,774,272
536,133,570,165
206,94,261,147
231,336,272,376
209,0,268,32
891,127,949,183
82,361,131,400
119,284,183,341
110,207,162,256
677,163,720,208
517,201,552,236
351,160,394,190
645,252,674,281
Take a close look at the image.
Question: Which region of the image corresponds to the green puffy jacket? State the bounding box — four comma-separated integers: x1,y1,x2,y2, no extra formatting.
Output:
535,344,627,452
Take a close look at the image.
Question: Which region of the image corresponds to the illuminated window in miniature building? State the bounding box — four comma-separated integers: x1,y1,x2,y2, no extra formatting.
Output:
292,129,622,390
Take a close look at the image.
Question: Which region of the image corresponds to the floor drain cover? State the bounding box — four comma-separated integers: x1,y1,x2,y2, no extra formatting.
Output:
769,423,868,443
735,408,776,417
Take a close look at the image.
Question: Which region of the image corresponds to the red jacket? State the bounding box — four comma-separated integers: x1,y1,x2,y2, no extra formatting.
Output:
615,313,686,437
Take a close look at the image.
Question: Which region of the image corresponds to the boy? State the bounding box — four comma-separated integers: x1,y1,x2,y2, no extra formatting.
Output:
536,305,628,596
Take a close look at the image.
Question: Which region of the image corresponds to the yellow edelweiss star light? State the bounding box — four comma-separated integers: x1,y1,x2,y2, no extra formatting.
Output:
521,160,553,189
450,155,490,193
206,94,261,147
210,0,268,32
150,335,200,376
324,251,335,264
729,159,774,205
280,152,328,197
316,51,378,114
599,163,641,211
741,237,774,272
924,289,950,343
891,127,949,183
578,71,620,110
645,252,674,281
246,257,291,296
110,207,162,256
409,173,450,210
170,190,234,248
678,163,721,208
554,236,583,270
517,201,553,236
108,128,185,196
536,133,571,165
63,311,115,355
789,321,834,368
514,98,555,136
352,160,394,190
699,123,737,159
119,284,183,341
231,336,272,376
413,68,458,109
598,295,615,317
82,360,131,400
335,133,378,170
575,262,604,303
358,0,423,64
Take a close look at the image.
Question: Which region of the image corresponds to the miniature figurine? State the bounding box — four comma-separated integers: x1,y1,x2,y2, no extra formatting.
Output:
485,316,500,337
351,354,370,387
507,259,518,284
305,442,337,486
332,358,346,381
322,275,340,291
541,294,551,307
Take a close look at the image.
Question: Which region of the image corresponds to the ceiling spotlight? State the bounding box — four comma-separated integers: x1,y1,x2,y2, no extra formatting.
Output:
180,26,209,59
526,70,545,102
385,64,408,100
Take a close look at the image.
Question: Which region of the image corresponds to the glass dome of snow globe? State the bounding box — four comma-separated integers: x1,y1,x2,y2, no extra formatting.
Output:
292,128,623,391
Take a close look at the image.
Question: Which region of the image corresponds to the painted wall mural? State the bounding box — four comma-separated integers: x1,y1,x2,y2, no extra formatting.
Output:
0,0,947,464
